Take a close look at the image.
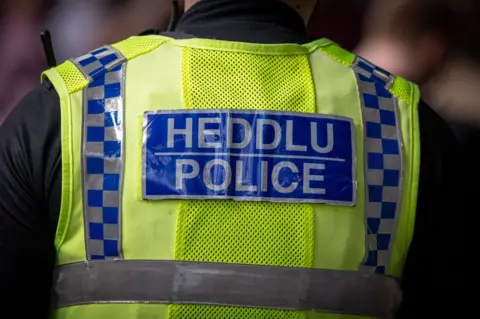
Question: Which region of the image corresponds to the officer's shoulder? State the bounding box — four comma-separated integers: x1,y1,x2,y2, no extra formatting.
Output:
45,36,169,95
315,39,417,108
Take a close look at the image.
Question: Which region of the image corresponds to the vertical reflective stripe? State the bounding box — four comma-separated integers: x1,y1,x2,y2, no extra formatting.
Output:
76,45,127,260
352,57,404,275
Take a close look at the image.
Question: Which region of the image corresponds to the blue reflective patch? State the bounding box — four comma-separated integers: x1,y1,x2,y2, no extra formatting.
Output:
142,110,356,205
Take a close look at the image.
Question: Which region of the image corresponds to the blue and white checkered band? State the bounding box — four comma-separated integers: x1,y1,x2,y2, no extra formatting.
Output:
72,46,126,82
73,46,126,260
352,57,404,275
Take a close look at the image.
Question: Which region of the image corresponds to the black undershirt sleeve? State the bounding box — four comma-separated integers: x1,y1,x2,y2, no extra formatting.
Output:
0,81,61,317
398,100,465,318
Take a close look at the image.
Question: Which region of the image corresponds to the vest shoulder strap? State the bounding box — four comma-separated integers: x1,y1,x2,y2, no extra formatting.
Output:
43,34,418,109
315,40,418,108
42,36,170,94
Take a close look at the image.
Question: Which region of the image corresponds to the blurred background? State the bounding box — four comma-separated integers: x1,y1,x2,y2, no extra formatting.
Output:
1,0,479,131
0,0,172,123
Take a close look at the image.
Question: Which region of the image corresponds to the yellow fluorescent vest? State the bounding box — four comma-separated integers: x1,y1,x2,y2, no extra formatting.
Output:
42,35,420,319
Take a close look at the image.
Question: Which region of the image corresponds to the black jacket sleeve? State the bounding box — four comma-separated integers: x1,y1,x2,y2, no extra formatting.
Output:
398,101,466,318
0,81,61,316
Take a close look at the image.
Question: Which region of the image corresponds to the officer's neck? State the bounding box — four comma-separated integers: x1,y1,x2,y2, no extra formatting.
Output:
176,0,309,44
184,0,197,11
184,0,315,24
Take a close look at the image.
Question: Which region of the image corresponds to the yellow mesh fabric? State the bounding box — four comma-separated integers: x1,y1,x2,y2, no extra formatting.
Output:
390,76,414,107
174,201,315,266
169,47,316,319
112,36,167,61
169,306,303,319
55,61,89,94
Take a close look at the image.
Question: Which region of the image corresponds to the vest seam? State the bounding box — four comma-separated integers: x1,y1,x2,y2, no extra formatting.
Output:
317,47,353,68
56,87,74,251
405,82,421,261
112,38,168,63
165,36,333,55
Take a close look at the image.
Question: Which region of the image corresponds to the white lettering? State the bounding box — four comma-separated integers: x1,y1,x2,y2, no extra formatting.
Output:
176,159,200,190
261,161,269,192
303,163,326,194
286,120,307,151
235,160,257,192
227,117,253,149
198,117,221,149
168,118,192,148
311,122,334,154
204,159,232,191
272,161,299,194
256,119,281,150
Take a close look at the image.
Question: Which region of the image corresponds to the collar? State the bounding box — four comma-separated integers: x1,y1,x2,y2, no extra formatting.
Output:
175,0,309,44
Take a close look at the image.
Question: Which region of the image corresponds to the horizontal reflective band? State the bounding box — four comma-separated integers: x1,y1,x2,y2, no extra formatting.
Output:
53,260,401,319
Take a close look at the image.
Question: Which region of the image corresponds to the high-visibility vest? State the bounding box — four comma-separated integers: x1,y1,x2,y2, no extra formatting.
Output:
43,35,420,319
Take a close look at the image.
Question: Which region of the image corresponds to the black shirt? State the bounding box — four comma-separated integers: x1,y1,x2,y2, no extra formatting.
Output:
0,0,465,317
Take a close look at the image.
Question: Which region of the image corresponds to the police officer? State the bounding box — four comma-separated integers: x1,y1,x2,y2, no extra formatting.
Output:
0,0,463,318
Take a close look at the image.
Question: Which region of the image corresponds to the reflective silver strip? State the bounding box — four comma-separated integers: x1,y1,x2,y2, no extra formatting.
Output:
352,57,404,275
78,46,127,260
53,261,401,319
